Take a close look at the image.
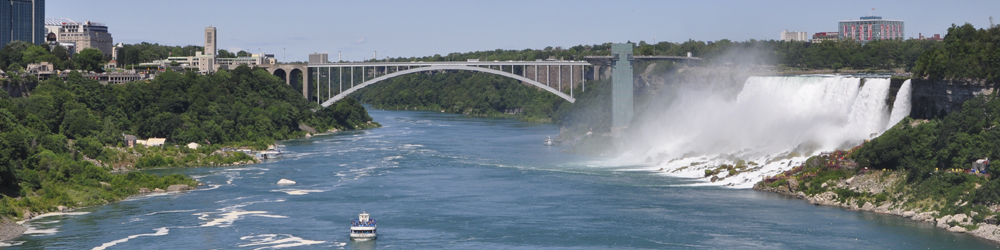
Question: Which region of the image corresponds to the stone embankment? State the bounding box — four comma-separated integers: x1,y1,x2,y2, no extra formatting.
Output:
755,172,1000,243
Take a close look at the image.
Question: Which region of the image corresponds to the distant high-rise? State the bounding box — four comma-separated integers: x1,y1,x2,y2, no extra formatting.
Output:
0,0,44,48
780,30,808,42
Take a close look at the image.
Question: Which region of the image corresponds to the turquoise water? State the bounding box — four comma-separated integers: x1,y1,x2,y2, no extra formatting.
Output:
5,108,998,249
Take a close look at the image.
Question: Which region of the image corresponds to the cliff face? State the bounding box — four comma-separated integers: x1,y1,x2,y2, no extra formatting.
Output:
910,78,998,119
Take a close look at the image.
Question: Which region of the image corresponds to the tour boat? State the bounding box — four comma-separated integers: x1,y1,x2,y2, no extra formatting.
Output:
544,136,556,146
350,211,377,240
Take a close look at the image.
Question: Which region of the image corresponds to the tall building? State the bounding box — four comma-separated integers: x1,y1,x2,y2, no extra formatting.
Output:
204,26,216,56
166,26,274,73
780,30,808,42
309,53,328,64
0,0,44,48
44,18,112,56
839,16,903,42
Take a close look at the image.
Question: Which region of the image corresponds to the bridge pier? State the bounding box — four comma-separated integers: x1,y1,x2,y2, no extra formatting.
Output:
611,43,635,129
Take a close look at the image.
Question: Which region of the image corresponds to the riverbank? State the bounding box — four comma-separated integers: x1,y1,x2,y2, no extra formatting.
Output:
0,184,199,242
754,169,1000,244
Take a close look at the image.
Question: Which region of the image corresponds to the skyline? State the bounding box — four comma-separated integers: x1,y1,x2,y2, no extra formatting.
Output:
46,0,999,62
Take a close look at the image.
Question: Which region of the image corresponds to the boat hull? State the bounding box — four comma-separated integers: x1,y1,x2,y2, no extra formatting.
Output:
350,233,377,241
350,226,377,241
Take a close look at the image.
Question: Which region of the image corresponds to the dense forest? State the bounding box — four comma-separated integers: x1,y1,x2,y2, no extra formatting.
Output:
382,38,939,71
0,61,376,219
912,23,1000,82
0,41,105,73
114,42,204,67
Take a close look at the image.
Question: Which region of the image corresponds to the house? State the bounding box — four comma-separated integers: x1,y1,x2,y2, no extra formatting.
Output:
123,134,137,147
187,142,200,149
139,138,166,147
972,158,990,174
105,60,118,70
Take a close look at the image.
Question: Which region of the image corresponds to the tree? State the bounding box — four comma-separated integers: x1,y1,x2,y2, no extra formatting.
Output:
236,50,250,57
21,45,51,64
217,49,236,58
50,44,69,61
74,48,104,73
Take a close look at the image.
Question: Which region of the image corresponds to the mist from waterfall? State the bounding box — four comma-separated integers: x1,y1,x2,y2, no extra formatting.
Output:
623,76,906,188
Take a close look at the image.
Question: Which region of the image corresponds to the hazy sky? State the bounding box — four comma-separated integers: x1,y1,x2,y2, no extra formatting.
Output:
47,0,998,62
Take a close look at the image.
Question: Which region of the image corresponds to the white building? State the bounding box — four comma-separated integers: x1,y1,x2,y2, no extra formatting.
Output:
780,30,808,42
163,26,275,73
45,18,114,57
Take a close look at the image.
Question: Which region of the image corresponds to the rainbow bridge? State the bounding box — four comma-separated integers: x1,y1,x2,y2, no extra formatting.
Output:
308,60,591,107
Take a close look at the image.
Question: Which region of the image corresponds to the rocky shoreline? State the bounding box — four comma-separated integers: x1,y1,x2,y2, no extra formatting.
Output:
0,219,26,242
754,172,1000,244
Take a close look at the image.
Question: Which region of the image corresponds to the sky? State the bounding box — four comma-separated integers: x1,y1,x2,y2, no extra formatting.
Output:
47,0,999,62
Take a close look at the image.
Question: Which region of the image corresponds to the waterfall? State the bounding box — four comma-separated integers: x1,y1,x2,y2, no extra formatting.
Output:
886,80,912,130
848,78,892,139
627,76,898,188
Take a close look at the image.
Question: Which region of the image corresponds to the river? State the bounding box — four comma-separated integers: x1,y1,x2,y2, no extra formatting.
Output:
5,108,998,249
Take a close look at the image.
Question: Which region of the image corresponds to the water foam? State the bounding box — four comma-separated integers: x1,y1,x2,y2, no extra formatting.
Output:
629,76,903,188
19,211,90,222
198,211,288,227
195,199,288,227
17,211,92,236
0,241,24,247
194,184,222,191
91,227,169,250
239,234,326,249
271,189,325,195
145,209,197,216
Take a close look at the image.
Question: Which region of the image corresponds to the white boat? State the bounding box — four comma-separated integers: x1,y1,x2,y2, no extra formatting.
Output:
255,149,282,159
544,136,556,146
350,211,377,241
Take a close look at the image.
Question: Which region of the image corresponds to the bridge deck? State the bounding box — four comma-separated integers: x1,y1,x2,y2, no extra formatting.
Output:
584,55,702,61
308,60,590,67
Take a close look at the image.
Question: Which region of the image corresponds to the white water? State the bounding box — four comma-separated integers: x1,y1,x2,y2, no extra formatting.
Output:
626,76,909,188
887,80,912,130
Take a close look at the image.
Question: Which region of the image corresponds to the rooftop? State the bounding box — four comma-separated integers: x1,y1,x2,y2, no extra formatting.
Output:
839,16,903,22
45,18,105,27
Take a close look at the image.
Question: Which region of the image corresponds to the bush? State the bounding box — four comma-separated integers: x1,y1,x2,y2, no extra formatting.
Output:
73,137,104,160
769,178,787,188
875,193,889,204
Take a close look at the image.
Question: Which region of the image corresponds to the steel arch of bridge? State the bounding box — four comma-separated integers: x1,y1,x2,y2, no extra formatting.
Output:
319,65,576,108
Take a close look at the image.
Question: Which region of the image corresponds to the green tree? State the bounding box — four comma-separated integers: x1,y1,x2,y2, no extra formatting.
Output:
217,49,235,58
50,44,69,61
21,45,51,64
74,48,104,72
